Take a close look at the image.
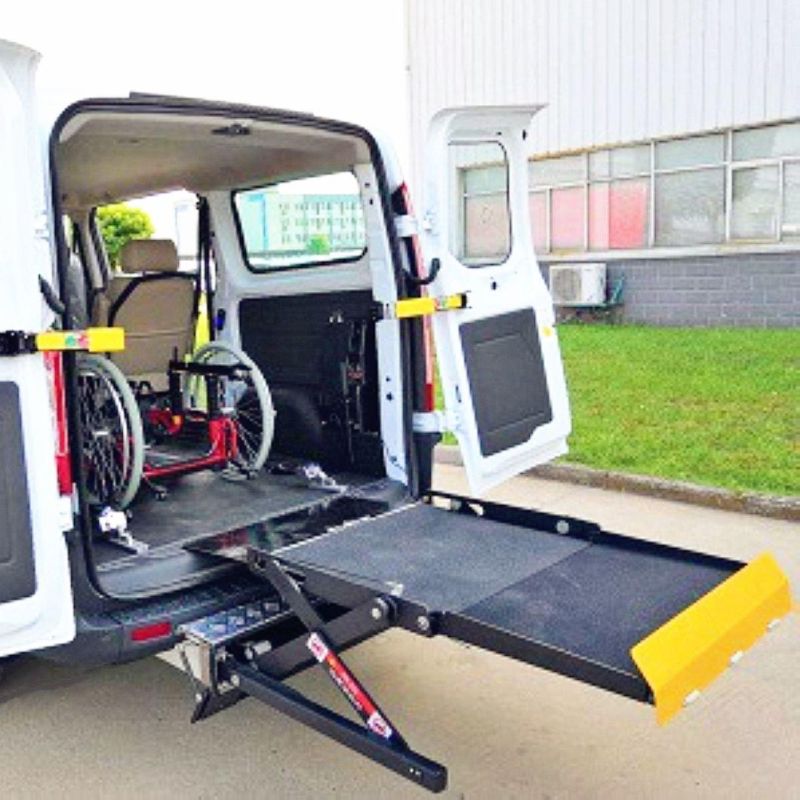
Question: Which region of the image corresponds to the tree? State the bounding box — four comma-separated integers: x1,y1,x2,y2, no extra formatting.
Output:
96,204,155,267
306,234,331,255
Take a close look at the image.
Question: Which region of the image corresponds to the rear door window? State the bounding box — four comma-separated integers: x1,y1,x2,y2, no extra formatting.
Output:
234,171,366,271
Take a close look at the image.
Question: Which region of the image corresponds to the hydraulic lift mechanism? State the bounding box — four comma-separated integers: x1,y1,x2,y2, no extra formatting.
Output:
178,491,794,793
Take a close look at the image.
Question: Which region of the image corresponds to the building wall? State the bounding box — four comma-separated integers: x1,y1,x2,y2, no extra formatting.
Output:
542,254,799,327
406,0,800,173
405,0,800,327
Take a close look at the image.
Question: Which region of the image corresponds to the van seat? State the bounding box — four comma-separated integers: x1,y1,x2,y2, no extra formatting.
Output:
95,239,196,387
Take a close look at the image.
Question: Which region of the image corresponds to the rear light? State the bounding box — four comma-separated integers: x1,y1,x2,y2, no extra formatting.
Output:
130,621,172,642
422,319,436,412
398,183,437,412
44,352,72,495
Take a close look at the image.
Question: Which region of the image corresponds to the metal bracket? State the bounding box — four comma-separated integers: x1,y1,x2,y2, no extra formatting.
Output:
394,213,418,238
0,331,37,357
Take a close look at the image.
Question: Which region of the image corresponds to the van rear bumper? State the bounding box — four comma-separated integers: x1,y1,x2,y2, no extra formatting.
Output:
35,576,273,666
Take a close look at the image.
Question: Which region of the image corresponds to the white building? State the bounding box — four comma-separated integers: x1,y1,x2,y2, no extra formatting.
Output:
405,0,800,326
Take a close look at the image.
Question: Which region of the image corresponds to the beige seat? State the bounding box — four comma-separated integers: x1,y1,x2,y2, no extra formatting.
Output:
95,239,197,387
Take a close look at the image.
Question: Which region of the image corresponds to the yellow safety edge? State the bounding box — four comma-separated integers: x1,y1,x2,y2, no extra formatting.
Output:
35,327,125,353
631,552,793,725
392,294,466,319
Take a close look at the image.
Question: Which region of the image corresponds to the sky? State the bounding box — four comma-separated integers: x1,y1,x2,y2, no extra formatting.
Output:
4,0,411,169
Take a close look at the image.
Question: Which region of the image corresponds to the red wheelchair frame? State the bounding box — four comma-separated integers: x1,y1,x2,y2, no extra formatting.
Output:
140,358,250,484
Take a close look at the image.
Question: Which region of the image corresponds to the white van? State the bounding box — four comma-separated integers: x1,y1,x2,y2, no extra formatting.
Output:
0,40,792,792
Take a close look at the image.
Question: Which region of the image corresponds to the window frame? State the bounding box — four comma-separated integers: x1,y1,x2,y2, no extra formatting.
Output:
451,139,514,268
527,118,800,262
230,173,368,275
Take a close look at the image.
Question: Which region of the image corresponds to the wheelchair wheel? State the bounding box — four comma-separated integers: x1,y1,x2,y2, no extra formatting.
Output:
188,342,275,473
76,354,144,509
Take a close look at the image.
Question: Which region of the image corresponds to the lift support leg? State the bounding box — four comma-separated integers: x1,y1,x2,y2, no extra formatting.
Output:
191,551,447,793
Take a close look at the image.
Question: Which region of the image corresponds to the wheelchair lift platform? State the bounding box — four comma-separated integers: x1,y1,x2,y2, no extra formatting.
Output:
181,491,792,793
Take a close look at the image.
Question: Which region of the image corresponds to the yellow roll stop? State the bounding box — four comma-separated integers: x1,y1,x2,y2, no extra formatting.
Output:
631,552,793,724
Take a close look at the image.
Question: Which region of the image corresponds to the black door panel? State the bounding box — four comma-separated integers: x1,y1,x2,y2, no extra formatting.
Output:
0,382,37,602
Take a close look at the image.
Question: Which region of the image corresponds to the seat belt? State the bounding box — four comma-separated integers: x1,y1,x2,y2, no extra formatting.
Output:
196,196,215,340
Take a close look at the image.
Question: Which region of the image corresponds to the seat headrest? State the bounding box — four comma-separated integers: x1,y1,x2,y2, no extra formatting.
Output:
119,239,179,274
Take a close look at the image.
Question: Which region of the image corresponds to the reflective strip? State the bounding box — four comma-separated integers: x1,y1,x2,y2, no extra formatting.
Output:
631,552,793,724
35,327,125,353
391,294,466,319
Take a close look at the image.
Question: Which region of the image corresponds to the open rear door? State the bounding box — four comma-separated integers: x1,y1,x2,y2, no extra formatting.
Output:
0,41,75,656
421,106,570,493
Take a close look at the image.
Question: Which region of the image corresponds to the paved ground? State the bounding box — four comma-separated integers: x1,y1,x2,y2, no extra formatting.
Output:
1,464,798,799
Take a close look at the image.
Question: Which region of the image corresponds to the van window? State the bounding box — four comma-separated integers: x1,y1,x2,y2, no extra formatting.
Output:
448,141,511,266
233,171,366,271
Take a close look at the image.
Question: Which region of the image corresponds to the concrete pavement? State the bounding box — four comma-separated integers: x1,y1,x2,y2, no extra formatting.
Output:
1,464,798,798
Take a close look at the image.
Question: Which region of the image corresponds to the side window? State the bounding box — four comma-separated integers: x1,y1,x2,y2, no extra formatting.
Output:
448,141,511,266
233,171,366,272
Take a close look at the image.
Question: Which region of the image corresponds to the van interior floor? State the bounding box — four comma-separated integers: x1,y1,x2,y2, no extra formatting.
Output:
93,467,375,570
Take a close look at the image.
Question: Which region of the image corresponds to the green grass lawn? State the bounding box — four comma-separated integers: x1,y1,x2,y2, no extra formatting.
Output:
437,326,799,497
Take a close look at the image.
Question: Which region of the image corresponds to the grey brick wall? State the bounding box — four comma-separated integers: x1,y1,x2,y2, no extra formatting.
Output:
541,252,800,327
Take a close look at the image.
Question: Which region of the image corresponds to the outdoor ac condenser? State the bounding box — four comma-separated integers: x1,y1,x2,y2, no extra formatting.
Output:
548,262,607,306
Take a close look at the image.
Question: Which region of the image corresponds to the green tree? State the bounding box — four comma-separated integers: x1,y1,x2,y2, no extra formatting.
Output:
96,204,155,267
306,234,331,255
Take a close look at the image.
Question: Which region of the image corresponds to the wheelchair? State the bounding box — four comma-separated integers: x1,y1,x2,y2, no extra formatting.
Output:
76,342,275,509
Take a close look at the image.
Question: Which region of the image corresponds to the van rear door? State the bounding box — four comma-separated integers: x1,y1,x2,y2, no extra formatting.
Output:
0,40,75,656
421,106,570,493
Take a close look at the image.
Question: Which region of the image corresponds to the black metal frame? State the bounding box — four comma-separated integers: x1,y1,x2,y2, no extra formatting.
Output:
185,549,448,793
248,491,743,700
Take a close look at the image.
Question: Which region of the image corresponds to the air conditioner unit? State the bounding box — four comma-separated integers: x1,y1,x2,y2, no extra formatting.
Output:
549,263,607,306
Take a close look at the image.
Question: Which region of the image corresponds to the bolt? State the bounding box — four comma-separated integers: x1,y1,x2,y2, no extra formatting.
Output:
194,692,204,703
230,674,240,688
416,615,431,633
556,520,570,535
370,598,390,621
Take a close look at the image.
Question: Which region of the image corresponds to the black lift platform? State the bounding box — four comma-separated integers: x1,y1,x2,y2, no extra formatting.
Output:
181,490,792,793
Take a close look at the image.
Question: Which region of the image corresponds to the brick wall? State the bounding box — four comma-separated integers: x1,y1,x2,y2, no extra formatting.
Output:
541,253,800,327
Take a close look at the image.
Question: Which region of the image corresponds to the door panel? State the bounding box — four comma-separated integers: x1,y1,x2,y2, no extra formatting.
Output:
422,106,570,493
0,40,75,656
459,308,552,457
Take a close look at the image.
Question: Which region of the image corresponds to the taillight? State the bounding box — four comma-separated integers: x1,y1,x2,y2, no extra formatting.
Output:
44,352,72,495
422,318,436,412
398,183,437,412
130,621,172,642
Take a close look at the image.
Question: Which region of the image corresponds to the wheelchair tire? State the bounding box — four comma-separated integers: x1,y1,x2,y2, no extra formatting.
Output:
189,342,275,472
76,354,144,509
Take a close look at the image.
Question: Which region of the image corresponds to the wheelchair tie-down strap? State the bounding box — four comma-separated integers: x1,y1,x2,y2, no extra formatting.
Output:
631,552,794,724
0,327,125,356
36,327,126,353
386,294,467,319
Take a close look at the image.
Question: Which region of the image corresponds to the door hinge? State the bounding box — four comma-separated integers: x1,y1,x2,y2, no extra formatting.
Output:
393,213,418,238
0,327,125,357
384,293,468,320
